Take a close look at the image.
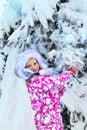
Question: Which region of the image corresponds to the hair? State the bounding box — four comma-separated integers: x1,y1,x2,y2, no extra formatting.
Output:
15,49,48,80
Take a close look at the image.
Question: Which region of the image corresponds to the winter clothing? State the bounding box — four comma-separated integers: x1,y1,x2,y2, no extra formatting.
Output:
27,71,70,130
15,49,53,80
15,49,71,130
67,66,78,74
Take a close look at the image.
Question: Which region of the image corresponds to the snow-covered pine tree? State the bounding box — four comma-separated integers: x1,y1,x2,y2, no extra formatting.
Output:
0,0,87,130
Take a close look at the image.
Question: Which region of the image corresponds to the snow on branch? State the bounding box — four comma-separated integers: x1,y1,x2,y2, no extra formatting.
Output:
0,0,59,46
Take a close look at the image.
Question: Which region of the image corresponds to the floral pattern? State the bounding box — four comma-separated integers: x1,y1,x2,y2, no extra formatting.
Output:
27,72,70,130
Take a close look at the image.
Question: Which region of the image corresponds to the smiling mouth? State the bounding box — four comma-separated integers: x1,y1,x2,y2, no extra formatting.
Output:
33,69,37,72
35,69,39,73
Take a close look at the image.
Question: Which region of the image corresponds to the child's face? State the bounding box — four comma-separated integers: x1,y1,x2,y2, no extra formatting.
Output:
25,58,40,73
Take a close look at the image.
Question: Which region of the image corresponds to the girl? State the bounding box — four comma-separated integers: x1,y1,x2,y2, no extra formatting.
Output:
15,49,72,130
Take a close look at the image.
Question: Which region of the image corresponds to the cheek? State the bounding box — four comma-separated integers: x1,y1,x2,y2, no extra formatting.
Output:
37,64,40,69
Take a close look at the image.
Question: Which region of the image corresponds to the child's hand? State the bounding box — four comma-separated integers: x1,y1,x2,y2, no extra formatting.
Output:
67,66,78,74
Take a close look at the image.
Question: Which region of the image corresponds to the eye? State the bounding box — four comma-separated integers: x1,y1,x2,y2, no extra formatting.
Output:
28,65,31,68
25,64,31,68
34,62,37,65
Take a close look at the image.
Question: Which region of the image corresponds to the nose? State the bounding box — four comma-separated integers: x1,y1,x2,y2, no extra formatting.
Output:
31,65,36,72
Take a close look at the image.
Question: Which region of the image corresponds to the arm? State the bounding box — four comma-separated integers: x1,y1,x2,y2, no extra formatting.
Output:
41,72,71,96
55,71,71,83
51,71,71,96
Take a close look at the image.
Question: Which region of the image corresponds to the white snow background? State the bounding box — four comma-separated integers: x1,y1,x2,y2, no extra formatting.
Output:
0,0,87,130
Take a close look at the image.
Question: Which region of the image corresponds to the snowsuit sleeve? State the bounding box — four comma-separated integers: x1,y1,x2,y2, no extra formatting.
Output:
52,71,71,96
41,71,71,96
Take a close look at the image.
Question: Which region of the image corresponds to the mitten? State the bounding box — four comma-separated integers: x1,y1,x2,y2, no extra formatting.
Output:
67,66,78,74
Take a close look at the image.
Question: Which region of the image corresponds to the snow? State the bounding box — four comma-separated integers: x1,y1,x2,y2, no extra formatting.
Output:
0,0,87,130
0,0,6,17
0,47,36,130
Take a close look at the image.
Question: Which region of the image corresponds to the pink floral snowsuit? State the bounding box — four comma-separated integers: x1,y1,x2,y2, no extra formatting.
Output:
27,72,70,130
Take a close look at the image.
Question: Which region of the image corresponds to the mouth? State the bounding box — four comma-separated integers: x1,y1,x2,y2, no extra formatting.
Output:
35,69,39,73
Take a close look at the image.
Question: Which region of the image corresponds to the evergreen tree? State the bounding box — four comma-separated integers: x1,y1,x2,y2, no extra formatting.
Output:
0,0,87,130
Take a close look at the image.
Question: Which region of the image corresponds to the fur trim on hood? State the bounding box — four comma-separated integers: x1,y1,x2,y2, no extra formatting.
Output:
15,49,53,80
